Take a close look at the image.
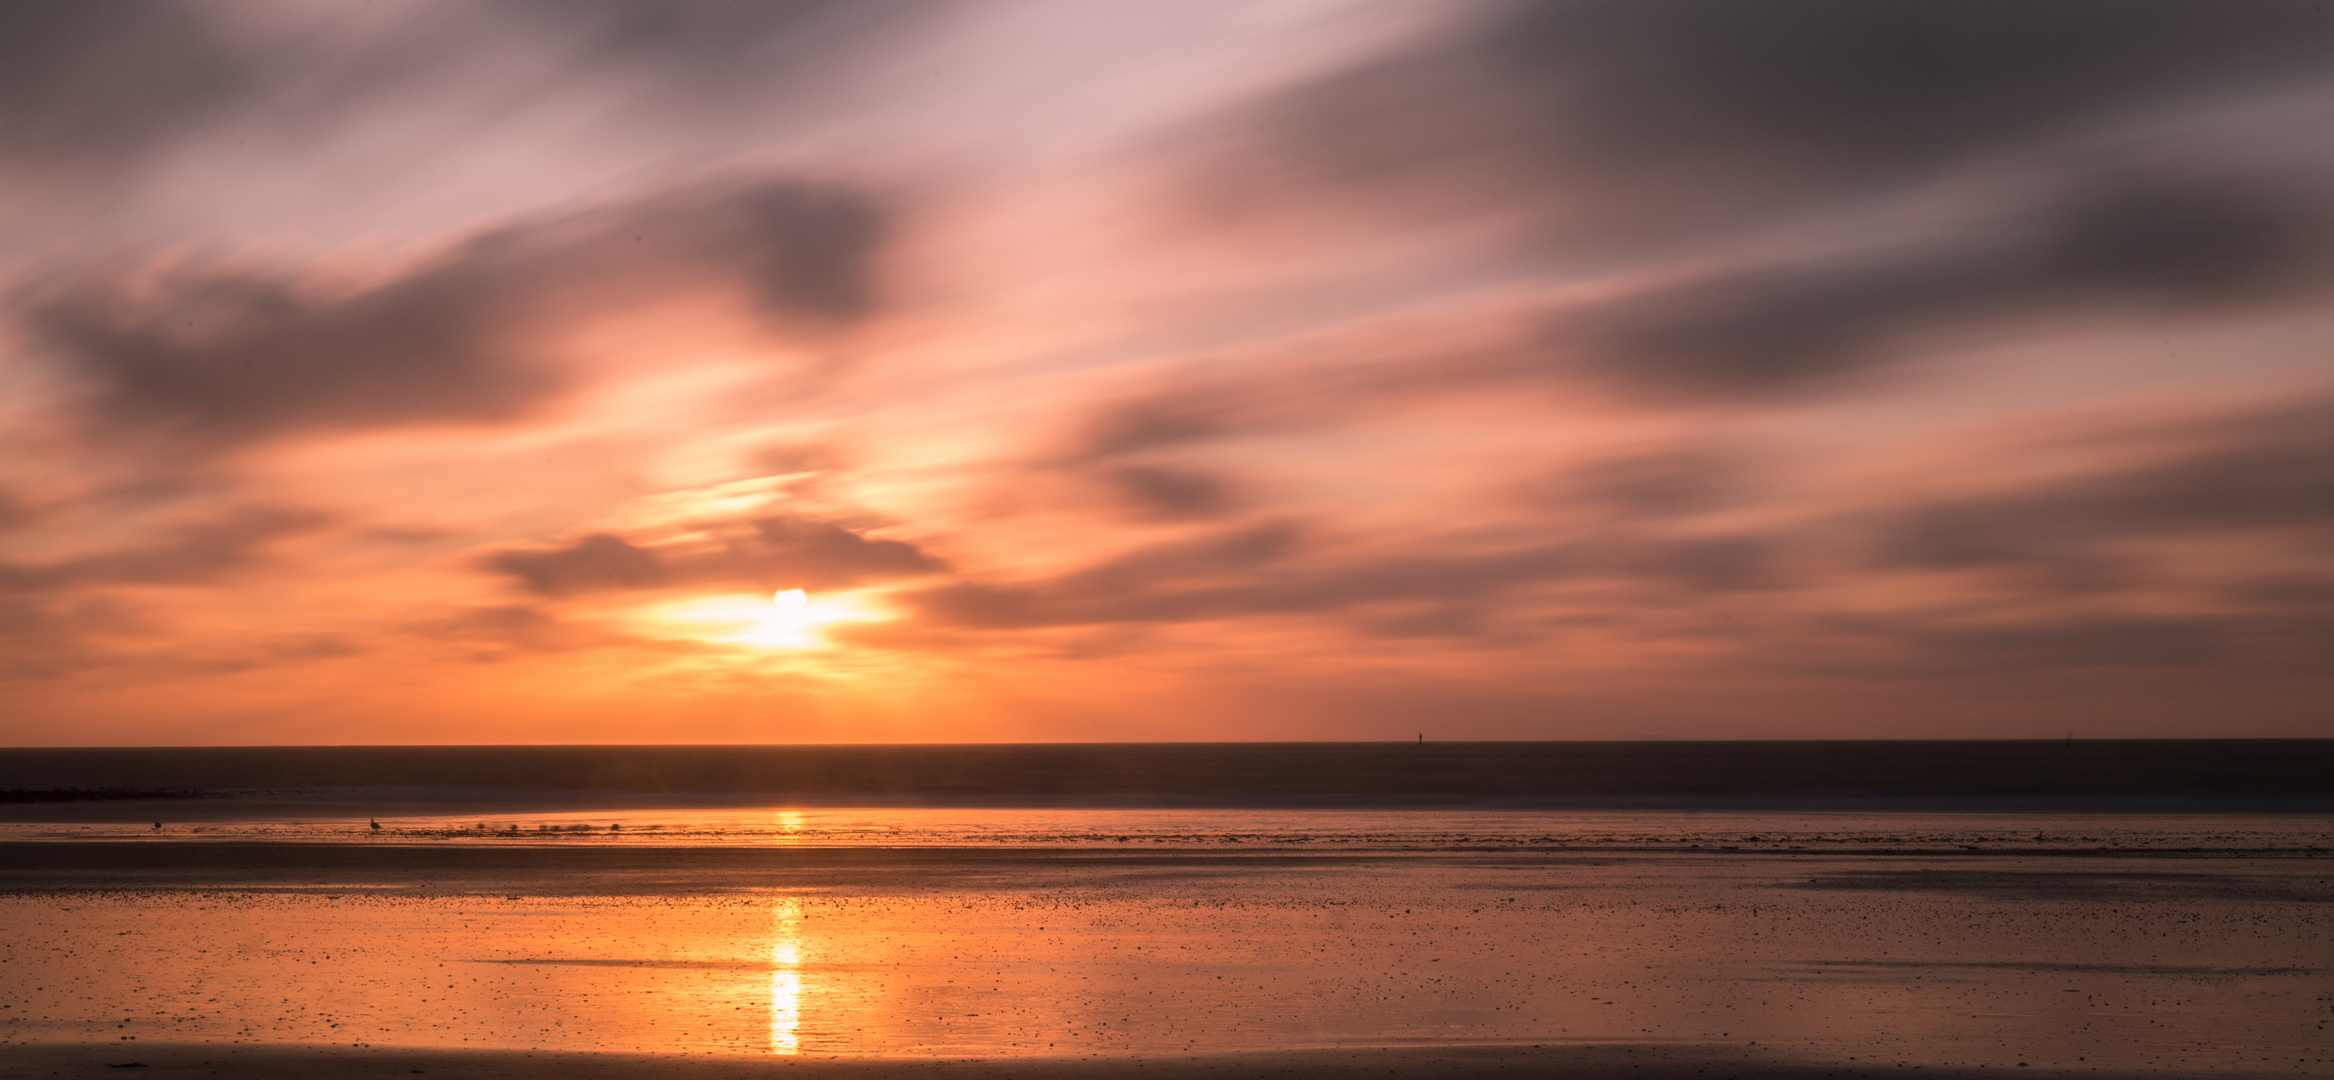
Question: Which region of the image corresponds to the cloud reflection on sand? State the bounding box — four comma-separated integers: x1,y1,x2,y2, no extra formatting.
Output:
2,844,2329,1069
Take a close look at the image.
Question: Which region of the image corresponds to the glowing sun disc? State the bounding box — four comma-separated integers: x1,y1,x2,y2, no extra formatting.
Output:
649,589,877,651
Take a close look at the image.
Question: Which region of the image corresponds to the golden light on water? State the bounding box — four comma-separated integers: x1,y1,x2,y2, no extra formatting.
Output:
769,897,803,1055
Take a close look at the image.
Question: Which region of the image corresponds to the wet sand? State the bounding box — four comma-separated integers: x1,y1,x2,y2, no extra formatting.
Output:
9,745,2329,1075
4,814,2331,1077
0,1041,2182,1080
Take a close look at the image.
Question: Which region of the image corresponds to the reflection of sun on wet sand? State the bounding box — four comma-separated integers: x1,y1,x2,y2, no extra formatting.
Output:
769,897,802,1055
4,743,2332,1077
3,812,2331,1076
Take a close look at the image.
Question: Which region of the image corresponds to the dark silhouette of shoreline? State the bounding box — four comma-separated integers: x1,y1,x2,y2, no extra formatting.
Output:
0,1040,2148,1080
1,741,2328,808
0,787,208,804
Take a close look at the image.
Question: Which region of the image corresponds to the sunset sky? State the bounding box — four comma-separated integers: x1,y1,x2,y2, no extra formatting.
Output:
5,0,2332,744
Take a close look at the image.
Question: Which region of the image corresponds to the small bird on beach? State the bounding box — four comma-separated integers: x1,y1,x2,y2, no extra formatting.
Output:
370,818,381,830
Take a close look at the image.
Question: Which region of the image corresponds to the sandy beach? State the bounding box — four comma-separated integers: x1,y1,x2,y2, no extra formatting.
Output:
0,1040,2176,1080
4,803,2329,1078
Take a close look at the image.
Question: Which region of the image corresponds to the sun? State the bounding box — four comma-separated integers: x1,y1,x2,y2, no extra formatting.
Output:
739,589,817,647
652,588,874,649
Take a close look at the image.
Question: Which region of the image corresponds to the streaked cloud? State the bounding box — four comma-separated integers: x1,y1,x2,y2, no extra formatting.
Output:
26,180,885,451
3,0,2330,742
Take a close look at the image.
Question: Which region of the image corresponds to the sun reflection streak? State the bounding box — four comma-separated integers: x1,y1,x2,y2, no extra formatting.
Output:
769,897,802,1055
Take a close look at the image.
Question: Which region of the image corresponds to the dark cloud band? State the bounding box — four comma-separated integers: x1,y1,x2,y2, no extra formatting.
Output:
23,180,888,450
488,513,943,598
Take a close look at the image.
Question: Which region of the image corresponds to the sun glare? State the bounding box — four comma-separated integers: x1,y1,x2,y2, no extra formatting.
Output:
652,589,876,650
768,897,803,1054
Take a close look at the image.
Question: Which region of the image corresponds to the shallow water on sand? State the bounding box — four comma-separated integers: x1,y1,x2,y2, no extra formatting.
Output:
1,812,2331,1073
7,806,2332,851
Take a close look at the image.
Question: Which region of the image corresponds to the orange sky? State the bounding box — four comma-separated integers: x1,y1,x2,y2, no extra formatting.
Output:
4,1,2332,743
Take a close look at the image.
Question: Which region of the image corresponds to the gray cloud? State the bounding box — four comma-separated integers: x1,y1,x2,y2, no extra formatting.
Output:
498,0,940,90
26,180,888,449
1535,446,1748,519
1243,0,2334,250
489,513,943,598
718,183,887,324
0,1,254,175
915,395,2334,668
409,603,645,661
31,247,556,449
745,516,943,587
488,534,671,597
0,1,950,182
2038,176,2332,299
1103,465,1242,521
1543,174,2331,398
1869,399,2334,575
0,505,327,594
753,442,844,477
0,487,38,532
2229,576,2334,610
1077,389,1247,460
1835,610,2334,675
1070,172,2333,460
907,522,1302,629
905,520,1782,633
0,594,134,681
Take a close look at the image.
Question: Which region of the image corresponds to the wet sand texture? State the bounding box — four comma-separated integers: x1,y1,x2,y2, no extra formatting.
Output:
5,843,2328,1072
5,836,2333,893
5,746,2329,1076
0,1042,2173,1080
